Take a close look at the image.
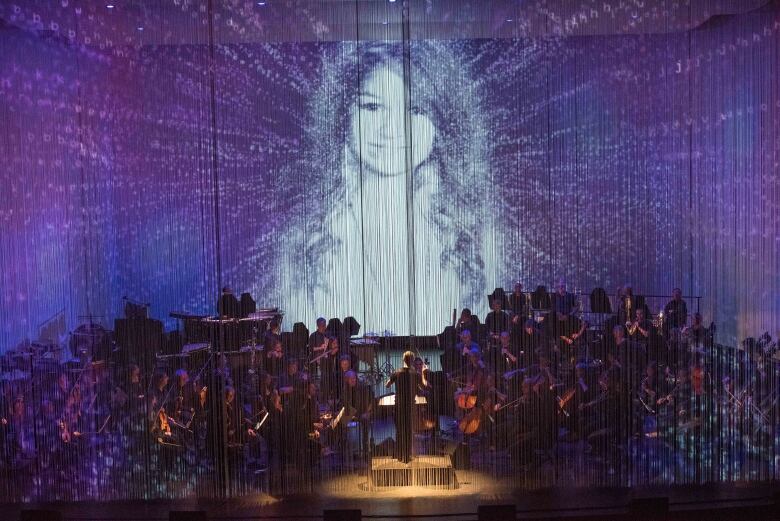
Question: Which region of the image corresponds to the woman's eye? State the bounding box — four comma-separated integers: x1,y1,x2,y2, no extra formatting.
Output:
359,102,381,112
410,105,426,116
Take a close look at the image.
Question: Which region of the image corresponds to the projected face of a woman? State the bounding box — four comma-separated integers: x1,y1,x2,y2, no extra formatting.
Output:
349,64,435,177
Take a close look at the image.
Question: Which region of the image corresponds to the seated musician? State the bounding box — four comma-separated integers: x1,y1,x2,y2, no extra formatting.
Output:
579,367,628,473
308,317,329,354
559,362,599,441
627,307,653,345
171,368,196,426
553,311,587,364
318,336,341,401
682,312,711,353
262,318,282,349
662,287,688,338
496,331,519,375
485,298,511,343
455,308,481,334
35,400,61,467
278,357,307,396
412,357,431,395
262,337,285,378
150,370,170,410
607,325,645,391
509,282,528,321
513,319,548,367
6,395,35,465
447,329,480,378
217,286,240,319
551,279,577,317
224,385,258,446
511,377,541,464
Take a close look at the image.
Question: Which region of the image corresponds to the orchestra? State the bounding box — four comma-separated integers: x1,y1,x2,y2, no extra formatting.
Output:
0,282,777,499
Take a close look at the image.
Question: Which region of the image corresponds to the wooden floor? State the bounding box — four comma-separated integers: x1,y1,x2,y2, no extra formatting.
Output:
3,482,780,520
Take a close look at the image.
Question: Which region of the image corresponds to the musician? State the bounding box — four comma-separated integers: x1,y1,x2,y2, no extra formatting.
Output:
455,308,481,334
318,336,341,401
563,362,599,441
494,331,519,377
485,298,511,341
412,357,431,396
263,318,282,348
149,370,170,411
580,367,628,475
553,311,587,364
224,385,257,445
6,395,35,466
511,378,541,465
385,351,422,463
627,307,653,345
446,329,479,377
263,337,285,378
278,358,307,396
551,279,577,318
509,282,528,320
682,312,711,354
513,319,548,366
618,285,643,323
662,287,688,335
308,317,329,354
172,368,196,424
217,286,240,319
607,325,645,391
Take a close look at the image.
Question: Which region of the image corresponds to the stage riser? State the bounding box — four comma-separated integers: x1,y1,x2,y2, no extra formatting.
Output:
369,464,458,489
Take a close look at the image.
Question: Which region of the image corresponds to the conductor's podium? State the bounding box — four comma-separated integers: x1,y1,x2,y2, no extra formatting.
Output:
369,455,458,489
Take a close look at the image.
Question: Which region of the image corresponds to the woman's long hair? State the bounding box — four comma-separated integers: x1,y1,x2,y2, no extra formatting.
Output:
291,41,490,306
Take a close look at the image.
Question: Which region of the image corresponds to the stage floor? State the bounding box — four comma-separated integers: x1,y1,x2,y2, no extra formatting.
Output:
2,481,778,520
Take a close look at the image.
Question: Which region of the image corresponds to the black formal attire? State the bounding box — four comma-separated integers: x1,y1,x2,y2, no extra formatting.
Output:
551,291,577,316
509,291,527,318
485,310,511,337
217,293,240,318
387,367,420,463
663,299,688,333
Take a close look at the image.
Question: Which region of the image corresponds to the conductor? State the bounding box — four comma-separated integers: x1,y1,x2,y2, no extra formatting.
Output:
385,350,420,464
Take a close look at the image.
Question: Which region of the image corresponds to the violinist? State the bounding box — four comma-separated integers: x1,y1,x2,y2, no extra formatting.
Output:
171,368,196,426
452,329,480,375
554,312,587,365
386,351,421,463
563,362,598,440
263,338,285,378
580,367,627,475
510,378,541,465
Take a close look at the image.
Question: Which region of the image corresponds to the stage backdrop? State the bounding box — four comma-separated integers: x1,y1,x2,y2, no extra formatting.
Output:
0,1,778,348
